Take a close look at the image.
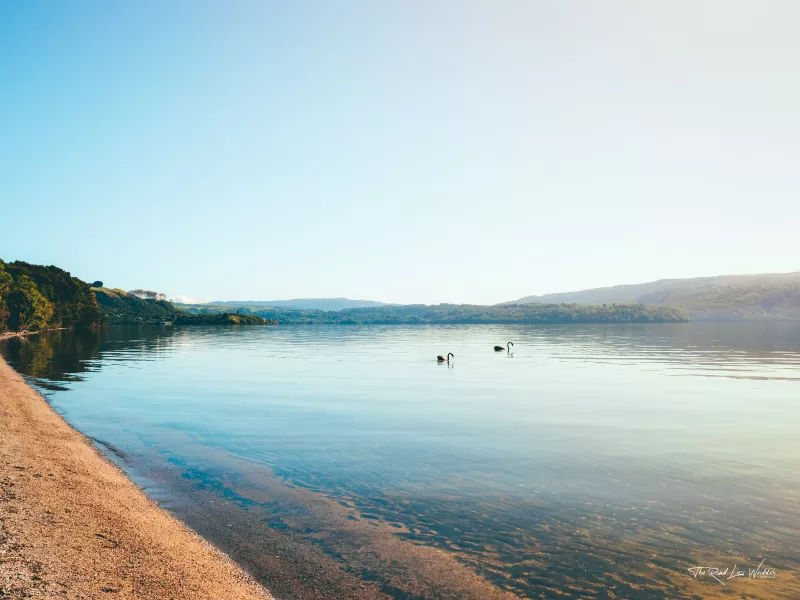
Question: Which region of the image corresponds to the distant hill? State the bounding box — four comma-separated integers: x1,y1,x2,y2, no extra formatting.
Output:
506,273,800,320
206,298,386,311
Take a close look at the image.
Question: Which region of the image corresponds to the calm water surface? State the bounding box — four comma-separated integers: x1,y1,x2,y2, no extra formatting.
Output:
2,324,799,599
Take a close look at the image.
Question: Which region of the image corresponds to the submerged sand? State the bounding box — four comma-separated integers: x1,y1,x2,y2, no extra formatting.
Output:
0,346,274,600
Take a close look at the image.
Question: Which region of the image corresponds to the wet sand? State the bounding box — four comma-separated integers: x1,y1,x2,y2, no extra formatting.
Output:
0,347,274,599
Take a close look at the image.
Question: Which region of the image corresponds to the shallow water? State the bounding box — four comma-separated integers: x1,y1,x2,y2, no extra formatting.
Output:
2,323,799,599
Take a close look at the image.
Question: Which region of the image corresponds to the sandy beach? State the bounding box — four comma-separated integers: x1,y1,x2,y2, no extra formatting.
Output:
0,343,275,600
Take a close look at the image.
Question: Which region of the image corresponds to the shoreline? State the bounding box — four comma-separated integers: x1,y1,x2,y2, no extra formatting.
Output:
0,351,275,599
0,327,72,343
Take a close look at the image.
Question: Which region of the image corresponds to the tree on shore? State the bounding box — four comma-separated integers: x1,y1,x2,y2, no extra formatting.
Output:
6,275,54,332
0,261,12,331
129,289,167,301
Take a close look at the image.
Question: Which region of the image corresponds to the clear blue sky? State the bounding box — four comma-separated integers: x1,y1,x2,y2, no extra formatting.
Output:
2,1,798,304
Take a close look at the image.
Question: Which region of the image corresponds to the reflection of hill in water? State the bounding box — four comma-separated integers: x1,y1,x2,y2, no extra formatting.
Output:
0,326,180,391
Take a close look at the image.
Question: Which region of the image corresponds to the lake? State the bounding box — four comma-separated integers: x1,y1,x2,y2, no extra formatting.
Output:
2,323,799,599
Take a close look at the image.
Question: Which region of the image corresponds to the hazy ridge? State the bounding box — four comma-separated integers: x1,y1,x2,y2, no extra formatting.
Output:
507,273,800,321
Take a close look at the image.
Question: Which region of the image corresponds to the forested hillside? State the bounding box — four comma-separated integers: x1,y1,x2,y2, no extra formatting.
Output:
0,260,101,332
92,287,175,324
0,259,271,332
93,287,270,325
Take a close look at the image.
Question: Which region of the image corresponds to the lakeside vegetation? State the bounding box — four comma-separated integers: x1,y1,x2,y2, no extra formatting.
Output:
175,313,272,325
0,260,101,333
181,302,689,324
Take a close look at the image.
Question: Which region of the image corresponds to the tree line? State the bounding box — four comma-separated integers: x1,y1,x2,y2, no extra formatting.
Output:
183,302,690,324
0,260,102,333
